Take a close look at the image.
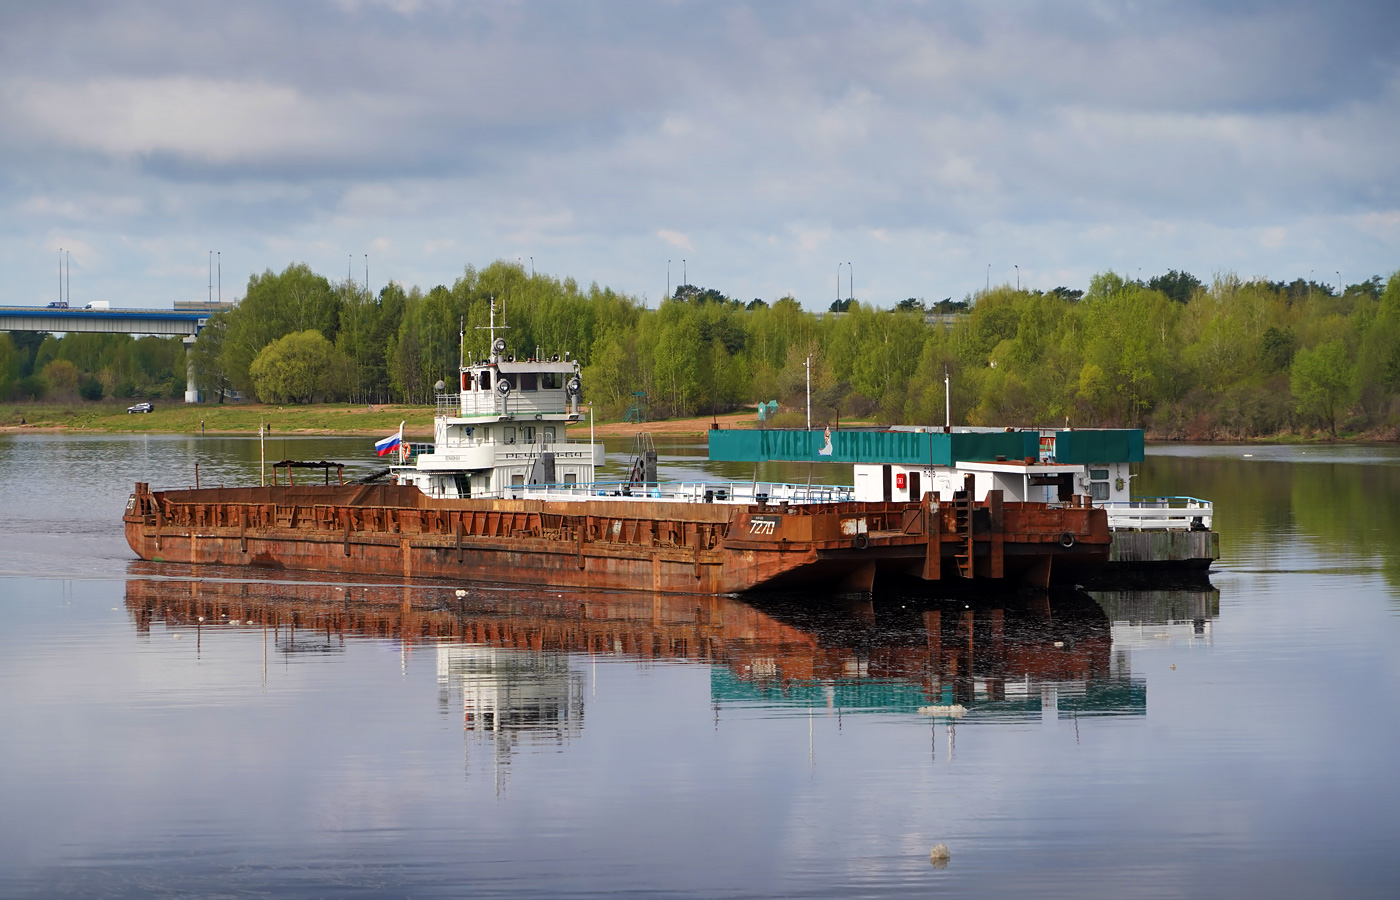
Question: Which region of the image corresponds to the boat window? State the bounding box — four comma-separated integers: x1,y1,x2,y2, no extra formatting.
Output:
543,427,555,443
564,472,577,485
1089,482,1110,501
503,427,516,444
522,426,535,444
1089,468,1109,481
461,371,473,391
541,372,563,389
520,372,538,391
511,474,524,487
478,370,491,391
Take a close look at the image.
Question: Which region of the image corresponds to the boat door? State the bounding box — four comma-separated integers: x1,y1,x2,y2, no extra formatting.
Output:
909,470,921,503
882,465,892,502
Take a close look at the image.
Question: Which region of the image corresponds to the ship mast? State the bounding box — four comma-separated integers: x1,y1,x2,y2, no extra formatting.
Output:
476,295,509,361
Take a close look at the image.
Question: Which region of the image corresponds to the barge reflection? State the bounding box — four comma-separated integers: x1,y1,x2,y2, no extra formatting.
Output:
121,575,1203,732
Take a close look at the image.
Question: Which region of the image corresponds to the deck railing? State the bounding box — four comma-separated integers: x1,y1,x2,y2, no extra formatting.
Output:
493,481,856,505
1098,496,1213,531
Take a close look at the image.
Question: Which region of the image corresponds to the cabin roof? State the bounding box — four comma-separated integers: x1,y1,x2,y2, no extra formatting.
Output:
708,428,1144,466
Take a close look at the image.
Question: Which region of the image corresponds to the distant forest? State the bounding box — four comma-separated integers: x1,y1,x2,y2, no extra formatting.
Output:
3,260,1398,440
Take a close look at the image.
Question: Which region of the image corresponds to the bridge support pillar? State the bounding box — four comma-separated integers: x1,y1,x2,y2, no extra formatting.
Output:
184,336,199,403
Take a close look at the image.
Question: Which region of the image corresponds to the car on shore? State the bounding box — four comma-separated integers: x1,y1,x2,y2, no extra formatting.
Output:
126,402,154,414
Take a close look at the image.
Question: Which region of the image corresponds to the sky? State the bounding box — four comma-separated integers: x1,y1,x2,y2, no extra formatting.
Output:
2,0,1398,312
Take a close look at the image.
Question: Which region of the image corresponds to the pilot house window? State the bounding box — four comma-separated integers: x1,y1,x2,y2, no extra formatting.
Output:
520,372,538,391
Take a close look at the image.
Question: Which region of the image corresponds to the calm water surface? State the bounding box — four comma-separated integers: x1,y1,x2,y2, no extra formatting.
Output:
2,432,1398,898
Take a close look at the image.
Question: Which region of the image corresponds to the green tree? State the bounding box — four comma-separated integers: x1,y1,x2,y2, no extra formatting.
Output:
0,333,19,399
40,359,79,395
248,330,339,403
222,263,339,394
1148,270,1203,304
191,313,234,402
1291,339,1355,436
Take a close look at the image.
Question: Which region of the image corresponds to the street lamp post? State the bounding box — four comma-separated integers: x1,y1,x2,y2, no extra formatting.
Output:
848,263,853,305
1014,264,1019,291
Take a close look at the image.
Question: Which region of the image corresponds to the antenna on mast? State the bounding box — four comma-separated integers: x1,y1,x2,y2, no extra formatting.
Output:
475,295,509,361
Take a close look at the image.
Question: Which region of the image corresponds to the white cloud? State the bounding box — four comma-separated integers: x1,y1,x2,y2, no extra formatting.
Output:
657,229,693,252
0,1,1397,310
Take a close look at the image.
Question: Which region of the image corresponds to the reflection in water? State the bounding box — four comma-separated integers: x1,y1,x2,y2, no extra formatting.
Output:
438,646,585,788
725,591,1145,722
1091,585,1220,652
123,576,1203,756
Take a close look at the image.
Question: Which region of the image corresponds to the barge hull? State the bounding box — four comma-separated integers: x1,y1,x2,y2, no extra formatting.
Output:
124,483,1111,595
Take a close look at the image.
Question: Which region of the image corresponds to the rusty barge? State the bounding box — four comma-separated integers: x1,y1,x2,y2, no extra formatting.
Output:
123,478,1109,594
123,306,1110,594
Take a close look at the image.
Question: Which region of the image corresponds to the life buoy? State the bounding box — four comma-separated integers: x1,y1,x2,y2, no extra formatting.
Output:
854,532,870,550
1059,532,1075,548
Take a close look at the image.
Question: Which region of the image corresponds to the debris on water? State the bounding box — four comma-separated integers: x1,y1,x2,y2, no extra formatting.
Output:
929,844,951,868
918,705,966,718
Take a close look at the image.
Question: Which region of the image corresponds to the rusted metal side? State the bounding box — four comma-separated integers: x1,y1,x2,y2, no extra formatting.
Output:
123,483,1111,596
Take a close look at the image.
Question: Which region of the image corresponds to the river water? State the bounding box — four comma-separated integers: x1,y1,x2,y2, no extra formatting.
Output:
1,432,1398,899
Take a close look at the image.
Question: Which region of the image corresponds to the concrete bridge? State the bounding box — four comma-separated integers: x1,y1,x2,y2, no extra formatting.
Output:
0,304,223,402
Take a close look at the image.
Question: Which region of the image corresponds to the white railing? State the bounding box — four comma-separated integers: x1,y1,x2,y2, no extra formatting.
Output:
490,481,856,505
435,392,578,419
1099,496,1213,531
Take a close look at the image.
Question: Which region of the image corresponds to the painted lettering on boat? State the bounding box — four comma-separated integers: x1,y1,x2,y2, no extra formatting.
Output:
749,515,780,536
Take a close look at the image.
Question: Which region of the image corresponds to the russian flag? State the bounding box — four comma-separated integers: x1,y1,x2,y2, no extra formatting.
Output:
375,422,404,457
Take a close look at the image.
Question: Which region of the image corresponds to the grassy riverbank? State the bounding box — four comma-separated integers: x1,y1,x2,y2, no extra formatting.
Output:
2,401,1386,442
0,402,764,438
0,402,439,437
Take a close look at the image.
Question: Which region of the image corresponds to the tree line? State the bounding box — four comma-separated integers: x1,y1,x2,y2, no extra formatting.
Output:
3,259,1397,439
0,330,187,403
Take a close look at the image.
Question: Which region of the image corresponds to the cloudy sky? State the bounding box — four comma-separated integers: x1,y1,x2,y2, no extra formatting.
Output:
2,0,1397,311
